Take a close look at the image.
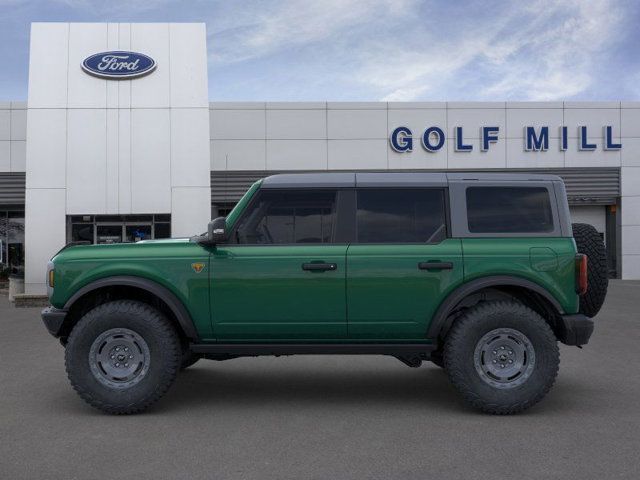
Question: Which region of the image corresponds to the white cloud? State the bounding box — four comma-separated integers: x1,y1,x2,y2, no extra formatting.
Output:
3,0,173,12
365,0,624,100
478,0,622,100
208,0,625,101
209,0,416,64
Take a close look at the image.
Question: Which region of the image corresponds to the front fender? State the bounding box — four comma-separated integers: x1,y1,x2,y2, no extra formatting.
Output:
62,275,200,340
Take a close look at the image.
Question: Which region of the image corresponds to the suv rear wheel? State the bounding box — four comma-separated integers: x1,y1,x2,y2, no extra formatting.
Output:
443,301,559,414
65,300,181,414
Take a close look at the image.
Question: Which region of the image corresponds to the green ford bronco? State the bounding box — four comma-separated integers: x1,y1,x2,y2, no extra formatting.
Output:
41,172,607,415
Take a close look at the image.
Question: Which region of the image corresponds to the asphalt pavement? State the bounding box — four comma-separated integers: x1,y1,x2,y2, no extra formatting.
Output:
1,281,639,479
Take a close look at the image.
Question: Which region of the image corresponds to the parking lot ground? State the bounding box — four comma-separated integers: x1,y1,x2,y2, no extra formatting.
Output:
1,281,640,480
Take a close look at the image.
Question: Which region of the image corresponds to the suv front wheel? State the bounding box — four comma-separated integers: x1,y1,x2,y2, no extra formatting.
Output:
65,300,181,414
443,301,560,414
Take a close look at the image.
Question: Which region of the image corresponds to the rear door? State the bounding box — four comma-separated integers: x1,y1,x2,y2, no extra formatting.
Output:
210,188,348,340
346,188,463,340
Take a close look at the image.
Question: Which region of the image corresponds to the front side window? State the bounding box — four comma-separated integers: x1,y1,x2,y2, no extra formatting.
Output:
466,186,554,233
234,190,337,244
356,188,447,243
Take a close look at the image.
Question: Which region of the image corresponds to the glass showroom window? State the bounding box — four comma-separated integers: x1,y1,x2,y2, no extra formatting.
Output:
0,210,25,275
67,215,171,244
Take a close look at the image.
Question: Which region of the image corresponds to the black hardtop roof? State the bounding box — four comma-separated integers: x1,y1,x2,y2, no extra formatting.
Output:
261,172,563,188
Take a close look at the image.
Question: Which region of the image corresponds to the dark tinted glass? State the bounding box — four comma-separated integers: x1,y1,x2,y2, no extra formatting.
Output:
466,187,553,233
70,215,93,223
71,223,93,242
124,215,153,222
126,225,151,242
235,190,336,244
356,189,447,243
67,215,171,244
154,223,171,239
96,225,122,244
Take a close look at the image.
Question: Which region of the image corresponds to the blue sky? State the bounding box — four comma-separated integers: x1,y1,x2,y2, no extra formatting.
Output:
0,0,638,101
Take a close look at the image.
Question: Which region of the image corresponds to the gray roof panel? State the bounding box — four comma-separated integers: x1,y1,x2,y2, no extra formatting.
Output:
260,171,563,189
261,173,356,188
355,172,447,187
446,172,563,182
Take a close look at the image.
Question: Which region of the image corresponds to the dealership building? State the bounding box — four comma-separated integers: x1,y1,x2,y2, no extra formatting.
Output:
1,22,640,294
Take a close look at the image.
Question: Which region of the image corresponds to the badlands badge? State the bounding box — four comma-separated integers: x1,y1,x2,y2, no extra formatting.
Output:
191,262,206,273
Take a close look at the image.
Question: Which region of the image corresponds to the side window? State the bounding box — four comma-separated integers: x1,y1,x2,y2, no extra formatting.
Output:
466,186,554,233
356,189,447,243
234,190,337,244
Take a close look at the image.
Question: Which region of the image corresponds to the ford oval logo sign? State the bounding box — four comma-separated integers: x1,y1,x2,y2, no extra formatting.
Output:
81,51,156,79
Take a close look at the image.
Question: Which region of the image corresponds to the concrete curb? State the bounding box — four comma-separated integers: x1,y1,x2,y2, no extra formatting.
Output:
12,294,49,308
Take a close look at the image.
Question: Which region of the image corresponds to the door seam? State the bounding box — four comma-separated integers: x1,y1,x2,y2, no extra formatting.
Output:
345,243,351,337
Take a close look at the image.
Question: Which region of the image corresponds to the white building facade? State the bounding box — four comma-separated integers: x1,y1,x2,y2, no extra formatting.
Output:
0,22,639,293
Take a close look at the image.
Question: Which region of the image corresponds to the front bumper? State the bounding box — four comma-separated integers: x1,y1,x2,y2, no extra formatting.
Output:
557,314,594,346
41,306,68,338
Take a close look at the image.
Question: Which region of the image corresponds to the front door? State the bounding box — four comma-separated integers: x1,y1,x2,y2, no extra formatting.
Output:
211,188,348,340
346,188,463,339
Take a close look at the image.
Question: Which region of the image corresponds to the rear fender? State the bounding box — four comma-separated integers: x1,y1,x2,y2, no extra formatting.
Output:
426,275,564,340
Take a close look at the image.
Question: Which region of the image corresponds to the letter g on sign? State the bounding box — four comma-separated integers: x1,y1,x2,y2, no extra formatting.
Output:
390,126,413,152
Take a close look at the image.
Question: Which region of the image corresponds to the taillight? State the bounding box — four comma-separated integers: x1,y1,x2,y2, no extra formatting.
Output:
576,254,588,295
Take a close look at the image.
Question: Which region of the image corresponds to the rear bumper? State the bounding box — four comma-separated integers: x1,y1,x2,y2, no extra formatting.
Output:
557,314,594,346
41,306,67,338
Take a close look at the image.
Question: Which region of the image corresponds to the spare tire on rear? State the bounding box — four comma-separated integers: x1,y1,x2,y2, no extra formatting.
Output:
572,223,608,317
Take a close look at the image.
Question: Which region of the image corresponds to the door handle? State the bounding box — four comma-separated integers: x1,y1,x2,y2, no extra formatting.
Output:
418,261,453,271
302,262,337,272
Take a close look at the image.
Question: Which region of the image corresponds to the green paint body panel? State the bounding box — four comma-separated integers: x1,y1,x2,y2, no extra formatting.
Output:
346,239,464,339
210,245,347,340
48,183,580,343
461,238,579,314
50,239,214,339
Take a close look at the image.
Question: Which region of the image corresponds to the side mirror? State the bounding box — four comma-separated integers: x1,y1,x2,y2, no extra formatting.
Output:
207,217,227,245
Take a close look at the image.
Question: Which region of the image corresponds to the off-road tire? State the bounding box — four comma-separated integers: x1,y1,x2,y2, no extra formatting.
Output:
180,350,201,370
444,301,560,414
65,300,181,414
572,222,608,318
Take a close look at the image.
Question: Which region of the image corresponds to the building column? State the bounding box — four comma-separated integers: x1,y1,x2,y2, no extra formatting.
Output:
25,188,65,294
620,166,640,279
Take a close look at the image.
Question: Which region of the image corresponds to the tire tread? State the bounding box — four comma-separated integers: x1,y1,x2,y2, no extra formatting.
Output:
572,222,608,318
444,300,560,415
65,300,180,415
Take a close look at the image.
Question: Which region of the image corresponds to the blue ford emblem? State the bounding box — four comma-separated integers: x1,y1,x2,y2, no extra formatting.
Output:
82,51,156,79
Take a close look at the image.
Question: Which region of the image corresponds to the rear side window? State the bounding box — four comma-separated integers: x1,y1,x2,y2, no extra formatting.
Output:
466,187,554,233
356,189,447,243
234,189,336,244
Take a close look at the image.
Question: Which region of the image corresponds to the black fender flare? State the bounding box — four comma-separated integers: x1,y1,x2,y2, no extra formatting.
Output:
63,275,199,340
426,275,565,339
